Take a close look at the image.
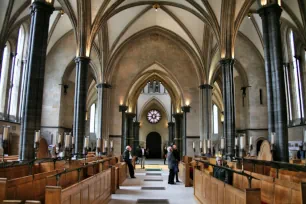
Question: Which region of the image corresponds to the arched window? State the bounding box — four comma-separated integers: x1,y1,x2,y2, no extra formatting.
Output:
0,42,11,118
9,26,26,120
213,104,218,134
288,30,304,121
90,103,96,133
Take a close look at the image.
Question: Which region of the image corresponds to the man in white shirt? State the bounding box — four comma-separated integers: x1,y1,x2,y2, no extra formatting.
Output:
140,146,146,169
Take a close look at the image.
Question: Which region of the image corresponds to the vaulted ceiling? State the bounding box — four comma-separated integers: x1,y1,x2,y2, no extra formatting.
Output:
0,0,305,81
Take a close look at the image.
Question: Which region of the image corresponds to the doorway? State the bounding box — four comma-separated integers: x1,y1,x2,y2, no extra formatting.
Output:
146,132,162,158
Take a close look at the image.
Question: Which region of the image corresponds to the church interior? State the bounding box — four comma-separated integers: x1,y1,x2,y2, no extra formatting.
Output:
0,0,306,203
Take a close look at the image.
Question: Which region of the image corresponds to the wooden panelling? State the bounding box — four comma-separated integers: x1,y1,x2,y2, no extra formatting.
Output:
45,169,111,204
194,168,261,204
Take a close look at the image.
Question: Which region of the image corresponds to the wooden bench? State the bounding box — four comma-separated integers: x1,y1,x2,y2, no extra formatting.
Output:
194,168,261,204
45,168,112,204
0,170,63,202
178,156,192,187
233,170,306,204
1,155,19,162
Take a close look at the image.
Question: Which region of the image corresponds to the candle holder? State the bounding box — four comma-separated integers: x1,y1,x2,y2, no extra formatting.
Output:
34,141,40,159
83,147,88,165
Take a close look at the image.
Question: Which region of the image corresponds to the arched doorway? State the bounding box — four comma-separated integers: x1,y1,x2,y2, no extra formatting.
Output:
256,139,264,156
146,132,162,158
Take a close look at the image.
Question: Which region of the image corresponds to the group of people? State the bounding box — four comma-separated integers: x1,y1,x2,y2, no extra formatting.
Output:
166,144,180,184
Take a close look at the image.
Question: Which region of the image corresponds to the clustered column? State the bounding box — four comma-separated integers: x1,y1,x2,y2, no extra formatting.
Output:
173,113,183,159
258,3,288,162
133,121,140,150
168,121,175,144
73,57,90,156
96,83,111,151
220,58,235,160
199,84,213,145
119,105,128,153
20,0,54,160
181,106,190,156
126,113,136,154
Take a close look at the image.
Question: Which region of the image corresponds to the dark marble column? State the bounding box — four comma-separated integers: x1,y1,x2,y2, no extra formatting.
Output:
181,106,190,156
168,122,175,144
220,58,235,160
96,83,111,143
20,1,54,160
126,113,136,154
173,113,183,159
119,105,128,153
199,84,213,142
73,57,90,156
133,121,140,151
258,3,288,162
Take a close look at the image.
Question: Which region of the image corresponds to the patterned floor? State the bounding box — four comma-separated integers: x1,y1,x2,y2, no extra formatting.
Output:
108,159,198,204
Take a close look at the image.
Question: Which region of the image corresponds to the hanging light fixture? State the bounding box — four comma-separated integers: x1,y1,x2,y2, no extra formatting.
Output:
153,3,160,12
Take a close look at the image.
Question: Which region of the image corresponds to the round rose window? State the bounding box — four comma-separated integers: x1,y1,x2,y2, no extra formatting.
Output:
147,109,161,124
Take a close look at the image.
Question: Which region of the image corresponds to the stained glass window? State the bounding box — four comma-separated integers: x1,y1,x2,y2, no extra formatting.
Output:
147,109,161,124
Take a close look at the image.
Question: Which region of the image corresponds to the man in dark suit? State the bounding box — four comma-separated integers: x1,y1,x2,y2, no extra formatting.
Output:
167,146,175,184
123,146,136,178
172,144,180,182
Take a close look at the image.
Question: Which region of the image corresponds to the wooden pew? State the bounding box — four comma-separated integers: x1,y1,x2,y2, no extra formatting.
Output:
0,170,61,202
116,162,127,185
178,156,192,187
194,168,261,204
45,168,112,204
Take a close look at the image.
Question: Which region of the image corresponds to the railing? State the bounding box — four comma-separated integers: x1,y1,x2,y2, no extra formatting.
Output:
47,157,113,186
194,159,259,188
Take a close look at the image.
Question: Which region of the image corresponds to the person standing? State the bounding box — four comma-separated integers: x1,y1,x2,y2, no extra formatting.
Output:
140,146,146,169
163,146,168,165
172,144,180,182
167,146,175,184
123,146,136,178
213,157,231,184
297,146,305,159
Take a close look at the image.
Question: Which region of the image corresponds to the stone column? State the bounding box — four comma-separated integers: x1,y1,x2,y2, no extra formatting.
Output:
96,83,111,149
19,1,54,160
220,58,235,159
126,113,136,154
5,52,16,120
173,113,183,158
181,106,190,156
133,121,140,150
119,105,128,153
258,3,288,162
199,84,213,142
73,56,90,156
168,122,175,144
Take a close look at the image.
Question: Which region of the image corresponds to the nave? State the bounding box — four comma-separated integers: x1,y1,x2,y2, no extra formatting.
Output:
109,159,196,204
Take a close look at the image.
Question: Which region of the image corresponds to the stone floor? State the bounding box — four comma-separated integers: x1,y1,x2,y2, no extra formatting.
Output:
108,159,198,204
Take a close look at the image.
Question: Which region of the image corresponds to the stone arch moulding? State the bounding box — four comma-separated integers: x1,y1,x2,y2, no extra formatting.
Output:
123,63,184,113
138,96,170,122
105,26,205,85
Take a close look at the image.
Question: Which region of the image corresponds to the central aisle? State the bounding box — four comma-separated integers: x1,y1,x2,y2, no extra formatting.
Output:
109,159,198,204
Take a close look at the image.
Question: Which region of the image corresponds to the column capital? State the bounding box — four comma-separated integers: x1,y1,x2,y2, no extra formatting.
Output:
133,121,140,126
96,83,112,89
168,122,175,126
257,3,282,17
119,105,128,112
125,112,136,119
75,56,90,64
181,105,191,113
199,84,213,89
172,113,183,119
31,0,54,14
219,58,235,66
